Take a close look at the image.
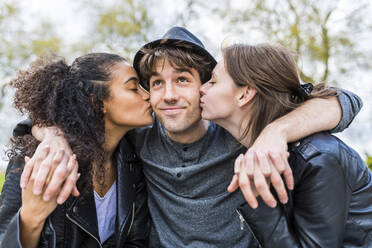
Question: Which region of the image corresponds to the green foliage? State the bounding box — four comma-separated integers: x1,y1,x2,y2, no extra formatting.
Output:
366,154,372,171
0,1,62,110
0,171,4,192
78,0,154,60
216,0,371,85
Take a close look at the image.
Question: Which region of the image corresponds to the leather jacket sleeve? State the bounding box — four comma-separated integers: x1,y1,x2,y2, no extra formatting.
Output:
124,162,150,247
237,140,352,247
0,157,25,248
12,119,32,138
331,88,363,133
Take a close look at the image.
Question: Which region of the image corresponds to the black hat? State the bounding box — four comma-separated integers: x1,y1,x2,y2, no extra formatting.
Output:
133,26,217,90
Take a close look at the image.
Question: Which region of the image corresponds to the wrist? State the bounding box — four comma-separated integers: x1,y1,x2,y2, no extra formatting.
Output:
32,126,63,141
44,126,64,138
20,207,46,230
263,121,289,143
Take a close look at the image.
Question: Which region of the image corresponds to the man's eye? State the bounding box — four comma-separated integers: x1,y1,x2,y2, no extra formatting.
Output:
209,81,216,85
152,80,162,86
178,77,188,83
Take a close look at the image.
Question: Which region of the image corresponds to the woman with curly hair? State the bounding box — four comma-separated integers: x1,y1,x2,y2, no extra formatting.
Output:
0,53,153,247
199,43,372,247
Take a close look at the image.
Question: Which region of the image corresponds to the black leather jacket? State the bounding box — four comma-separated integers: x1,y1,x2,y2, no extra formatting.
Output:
238,132,372,248
0,137,150,248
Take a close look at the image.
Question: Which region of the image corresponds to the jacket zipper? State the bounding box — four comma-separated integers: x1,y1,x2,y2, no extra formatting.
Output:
238,210,246,230
66,213,103,248
47,218,57,248
126,202,135,235
236,209,262,247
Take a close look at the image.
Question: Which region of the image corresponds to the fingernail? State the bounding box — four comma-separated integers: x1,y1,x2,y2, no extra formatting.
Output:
251,202,258,209
73,154,77,159
34,188,42,195
43,194,50,201
20,181,26,189
57,197,64,204
270,202,277,208
288,182,294,190
77,173,81,179
281,197,288,204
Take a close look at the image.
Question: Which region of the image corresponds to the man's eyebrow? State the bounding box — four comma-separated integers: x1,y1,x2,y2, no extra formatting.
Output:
174,68,193,75
150,71,160,78
124,77,139,84
148,68,193,78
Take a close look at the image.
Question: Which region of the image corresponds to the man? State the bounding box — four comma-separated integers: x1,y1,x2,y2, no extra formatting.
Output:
17,27,362,247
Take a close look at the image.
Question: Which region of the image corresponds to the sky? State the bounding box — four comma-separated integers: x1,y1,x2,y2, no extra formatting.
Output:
1,0,371,169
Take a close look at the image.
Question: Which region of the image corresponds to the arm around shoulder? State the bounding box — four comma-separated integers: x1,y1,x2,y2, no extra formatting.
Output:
265,88,362,144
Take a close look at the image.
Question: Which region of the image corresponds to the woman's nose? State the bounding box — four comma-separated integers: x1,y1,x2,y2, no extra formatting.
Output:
200,83,207,96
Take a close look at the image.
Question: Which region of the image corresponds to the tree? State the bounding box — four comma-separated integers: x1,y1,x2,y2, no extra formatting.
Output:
218,0,372,84
75,0,154,60
0,0,62,110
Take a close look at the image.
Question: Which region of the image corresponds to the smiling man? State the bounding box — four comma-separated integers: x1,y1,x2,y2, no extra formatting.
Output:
148,59,207,142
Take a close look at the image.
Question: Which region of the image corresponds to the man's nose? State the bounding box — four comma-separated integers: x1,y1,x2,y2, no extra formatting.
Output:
163,82,178,102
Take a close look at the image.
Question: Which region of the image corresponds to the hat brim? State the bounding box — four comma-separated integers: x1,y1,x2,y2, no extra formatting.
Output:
133,38,217,91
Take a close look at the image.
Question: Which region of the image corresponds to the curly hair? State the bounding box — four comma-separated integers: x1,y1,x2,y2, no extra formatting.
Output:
9,53,126,191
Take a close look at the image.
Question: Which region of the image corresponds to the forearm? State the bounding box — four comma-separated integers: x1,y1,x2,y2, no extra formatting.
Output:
267,96,341,143
19,208,45,248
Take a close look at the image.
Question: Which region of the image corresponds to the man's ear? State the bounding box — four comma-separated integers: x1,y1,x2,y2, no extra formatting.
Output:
237,86,256,107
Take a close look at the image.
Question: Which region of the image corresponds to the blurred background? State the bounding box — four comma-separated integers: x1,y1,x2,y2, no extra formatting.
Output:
1,0,372,188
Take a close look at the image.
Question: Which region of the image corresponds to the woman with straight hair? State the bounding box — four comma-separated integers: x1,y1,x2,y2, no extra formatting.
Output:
199,43,372,247
0,53,153,247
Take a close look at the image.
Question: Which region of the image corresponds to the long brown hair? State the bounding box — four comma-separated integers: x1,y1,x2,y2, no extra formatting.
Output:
223,43,338,147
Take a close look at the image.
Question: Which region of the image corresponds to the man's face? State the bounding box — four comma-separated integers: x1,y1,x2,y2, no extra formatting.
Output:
149,59,203,134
